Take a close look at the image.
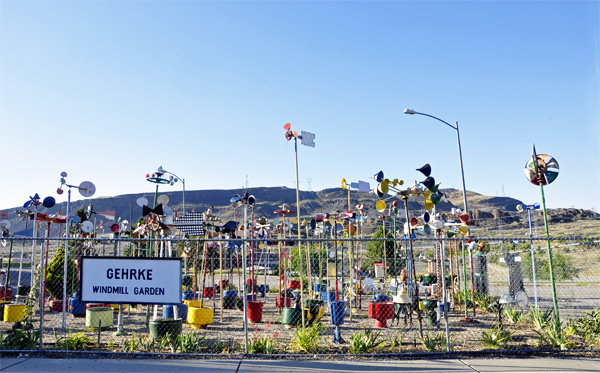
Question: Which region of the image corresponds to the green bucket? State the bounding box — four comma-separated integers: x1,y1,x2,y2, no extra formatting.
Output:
149,319,183,339
281,307,302,327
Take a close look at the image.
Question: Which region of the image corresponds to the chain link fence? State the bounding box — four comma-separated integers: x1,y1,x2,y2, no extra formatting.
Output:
1,236,599,355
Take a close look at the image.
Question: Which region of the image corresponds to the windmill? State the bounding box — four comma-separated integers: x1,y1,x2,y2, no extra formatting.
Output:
525,144,561,322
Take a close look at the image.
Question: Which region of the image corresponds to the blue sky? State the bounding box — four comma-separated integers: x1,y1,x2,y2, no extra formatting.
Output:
1,1,598,213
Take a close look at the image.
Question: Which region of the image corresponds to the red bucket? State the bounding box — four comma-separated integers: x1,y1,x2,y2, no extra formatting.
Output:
203,287,215,297
86,303,110,308
287,280,301,290
276,296,291,308
247,301,263,322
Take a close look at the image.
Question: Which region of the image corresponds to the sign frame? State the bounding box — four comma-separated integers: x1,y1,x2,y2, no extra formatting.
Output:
79,256,182,305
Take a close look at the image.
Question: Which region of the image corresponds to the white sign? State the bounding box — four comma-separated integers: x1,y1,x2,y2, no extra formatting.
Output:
80,257,182,305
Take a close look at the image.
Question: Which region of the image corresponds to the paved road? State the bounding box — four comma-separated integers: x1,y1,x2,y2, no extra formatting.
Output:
0,357,598,373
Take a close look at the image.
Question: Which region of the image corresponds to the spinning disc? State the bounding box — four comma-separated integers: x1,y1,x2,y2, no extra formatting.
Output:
79,181,96,197
81,221,94,233
0,220,10,229
137,197,148,207
525,153,559,186
376,200,386,213
146,214,161,231
157,194,169,206
515,291,528,310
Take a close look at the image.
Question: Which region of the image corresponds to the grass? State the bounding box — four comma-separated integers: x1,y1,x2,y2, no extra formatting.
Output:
418,331,444,352
481,324,514,349
348,327,385,354
290,322,326,354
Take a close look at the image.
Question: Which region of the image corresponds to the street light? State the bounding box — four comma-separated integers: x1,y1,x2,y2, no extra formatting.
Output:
157,166,186,214
404,108,474,321
403,109,469,218
517,202,541,309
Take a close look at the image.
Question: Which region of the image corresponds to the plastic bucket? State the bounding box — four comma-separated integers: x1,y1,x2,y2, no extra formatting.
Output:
184,300,203,309
163,304,189,320
3,303,30,322
85,307,113,328
374,294,390,302
329,301,345,326
182,291,196,300
313,284,326,293
203,287,215,297
187,307,214,329
281,307,301,327
247,301,263,322
68,297,86,316
257,284,269,295
287,280,301,290
0,286,13,301
246,294,256,302
223,290,237,298
149,319,182,339
275,296,291,309
222,296,236,309
321,291,336,302
182,275,195,288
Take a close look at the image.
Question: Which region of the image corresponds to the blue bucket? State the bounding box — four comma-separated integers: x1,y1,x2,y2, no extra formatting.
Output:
223,290,238,298
313,284,326,293
321,291,336,302
257,284,269,294
68,297,86,316
246,294,256,302
374,294,390,302
330,300,345,326
163,304,188,320
182,291,196,300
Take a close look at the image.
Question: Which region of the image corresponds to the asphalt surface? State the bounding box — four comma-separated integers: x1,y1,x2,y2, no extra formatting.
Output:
0,357,599,373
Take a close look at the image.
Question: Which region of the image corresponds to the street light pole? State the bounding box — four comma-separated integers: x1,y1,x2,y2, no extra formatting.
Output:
404,108,474,322
404,109,469,217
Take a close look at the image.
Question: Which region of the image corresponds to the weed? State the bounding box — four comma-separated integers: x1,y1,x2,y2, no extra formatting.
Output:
348,327,385,354
0,322,39,350
534,319,573,350
179,333,207,353
290,322,327,354
53,330,95,350
566,308,600,343
418,331,444,352
503,308,524,324
249,322,277,354
389,331,403,351
249,335,275,354
481,324,514,349
528,306,553,329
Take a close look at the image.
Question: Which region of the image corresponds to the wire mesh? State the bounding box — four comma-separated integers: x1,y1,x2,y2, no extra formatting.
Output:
0,236,598,354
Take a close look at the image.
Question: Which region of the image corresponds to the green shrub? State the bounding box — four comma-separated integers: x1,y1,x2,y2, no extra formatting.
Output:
46,247,77,300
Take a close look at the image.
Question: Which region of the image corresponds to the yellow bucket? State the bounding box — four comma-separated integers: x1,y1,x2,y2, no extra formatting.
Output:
110,304,128,312
3,304,30,322
184,300,203,308
187,307,213,329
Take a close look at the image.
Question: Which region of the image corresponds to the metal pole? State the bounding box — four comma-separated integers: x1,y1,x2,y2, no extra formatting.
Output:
527,207,538,309
294,138,305,328
182,178,186,214
62,188,71,329
440,236,450,351
402,195,423,337
243,203,248,353
540,183,560,322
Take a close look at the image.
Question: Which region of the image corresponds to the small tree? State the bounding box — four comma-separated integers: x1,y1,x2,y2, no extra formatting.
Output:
45,247,78,300
365,226,406,277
